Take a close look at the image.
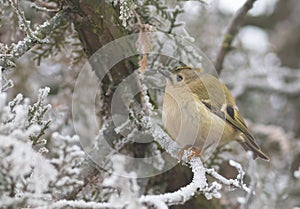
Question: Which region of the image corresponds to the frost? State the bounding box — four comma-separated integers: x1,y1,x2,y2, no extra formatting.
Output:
140,158,218,206
144,143,165,171
49,133,85,195
139,146,250,207
112,0,136,28
2,0,293,208
102,154,144,208
0,135,58,194
294,167,300,179
0,73,253,209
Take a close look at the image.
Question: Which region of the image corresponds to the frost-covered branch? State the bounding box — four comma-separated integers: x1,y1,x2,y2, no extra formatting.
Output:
49,133,85,196
145,118,251,206
31,2,59,12
0,134,58,208
0,89,88,208
140,157,250,207
0,10,69,69
215,0,258,73
140,158,216,207
34,200,116,209
149,118,181,159
9,0,44,42
39,153,250,209
0,87,51,145
206,160,250,193
21,115,251,209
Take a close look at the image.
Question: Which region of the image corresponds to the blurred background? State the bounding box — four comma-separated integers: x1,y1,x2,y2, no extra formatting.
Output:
1,0,300,208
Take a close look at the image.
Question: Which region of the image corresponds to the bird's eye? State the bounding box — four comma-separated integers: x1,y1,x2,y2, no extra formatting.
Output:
177,74,183,82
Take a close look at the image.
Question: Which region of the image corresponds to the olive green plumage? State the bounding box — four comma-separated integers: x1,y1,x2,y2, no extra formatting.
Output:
162,66,269,161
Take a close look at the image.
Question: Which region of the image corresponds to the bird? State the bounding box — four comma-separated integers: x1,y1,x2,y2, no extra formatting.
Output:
161,66,269,161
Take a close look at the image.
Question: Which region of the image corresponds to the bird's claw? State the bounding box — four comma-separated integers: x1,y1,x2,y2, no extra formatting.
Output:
178,145,202,162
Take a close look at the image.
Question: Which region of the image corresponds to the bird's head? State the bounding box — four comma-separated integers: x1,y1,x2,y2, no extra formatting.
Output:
159,66,204,88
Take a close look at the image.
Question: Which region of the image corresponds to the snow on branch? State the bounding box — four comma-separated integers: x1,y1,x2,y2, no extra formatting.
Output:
21,107,252,209
141,119,251,206
0,134,58,208
0,9,69,69
140,158,214,207
36,151,250,208
33,200,117,209
30,2,59,13
206,160,250,193
9,0,45,43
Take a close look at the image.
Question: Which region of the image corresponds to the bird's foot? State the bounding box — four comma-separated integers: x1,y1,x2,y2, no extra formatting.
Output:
178,145,202,162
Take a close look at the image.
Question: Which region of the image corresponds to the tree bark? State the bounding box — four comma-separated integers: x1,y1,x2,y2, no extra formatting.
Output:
66,0,135,117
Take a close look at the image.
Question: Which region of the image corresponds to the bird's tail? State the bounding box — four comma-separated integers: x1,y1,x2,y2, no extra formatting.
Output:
239,135,269,161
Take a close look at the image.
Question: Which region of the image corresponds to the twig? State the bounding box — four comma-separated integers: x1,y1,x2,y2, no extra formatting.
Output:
140,157,250,206
214,0,258,74
32,121,250,209
9,0,45,42
0,10,69,69
206,161,250,193
31,3,60,13
33,200,116,209
140,158,208,206
63,166,99,200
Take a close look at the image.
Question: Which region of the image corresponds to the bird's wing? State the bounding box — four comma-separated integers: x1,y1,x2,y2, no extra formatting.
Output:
190,73,269,160
221,82,260,149
192,74,260,148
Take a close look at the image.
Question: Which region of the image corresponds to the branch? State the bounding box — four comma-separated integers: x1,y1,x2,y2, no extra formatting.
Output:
32,120,250,209
31,2,60,12
63,166,99,201
34,200,116,209
140,158,250,207
145,120,250,205
139,158,208,207
206,160,250,193
0,10,69,69
9,0,44,42
214,0,258,74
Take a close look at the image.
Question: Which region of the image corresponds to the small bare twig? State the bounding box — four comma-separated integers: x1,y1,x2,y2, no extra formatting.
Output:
28,0,59,11
31,3,60,13
214,0,258,74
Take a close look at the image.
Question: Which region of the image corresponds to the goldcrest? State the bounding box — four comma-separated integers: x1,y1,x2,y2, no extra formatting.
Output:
161,66,269,161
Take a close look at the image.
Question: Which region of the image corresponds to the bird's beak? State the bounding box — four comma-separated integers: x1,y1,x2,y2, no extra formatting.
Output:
157,70,172,82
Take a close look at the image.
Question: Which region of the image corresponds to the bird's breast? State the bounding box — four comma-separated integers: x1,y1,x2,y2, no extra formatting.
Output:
162,88,237,152
162,89,203,149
